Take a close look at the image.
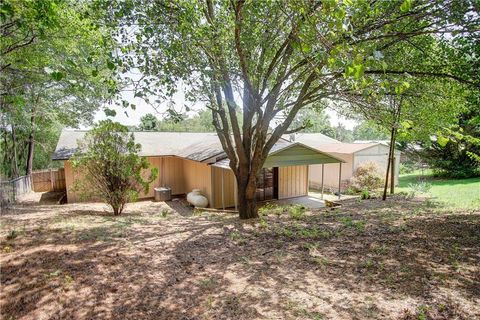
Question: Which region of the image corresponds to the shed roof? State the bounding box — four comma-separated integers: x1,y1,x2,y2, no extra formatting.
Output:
284,133,340,144
315,143,380,154
292,133,383,154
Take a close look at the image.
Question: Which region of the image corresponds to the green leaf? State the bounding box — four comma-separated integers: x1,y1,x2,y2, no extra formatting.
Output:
50,71,65,81
400,0,413,13
104,108,116,117
107,61,115,70
437,135,449,147
354,64,365,79
92,69,99,77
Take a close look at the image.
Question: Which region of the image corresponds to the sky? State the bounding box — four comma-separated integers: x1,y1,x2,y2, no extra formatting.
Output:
93,87,358,131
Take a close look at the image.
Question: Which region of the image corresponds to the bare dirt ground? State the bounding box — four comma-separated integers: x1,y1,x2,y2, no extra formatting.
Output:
1,194,479,320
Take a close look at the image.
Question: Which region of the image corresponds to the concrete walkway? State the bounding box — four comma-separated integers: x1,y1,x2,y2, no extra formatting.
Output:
273,195,326,209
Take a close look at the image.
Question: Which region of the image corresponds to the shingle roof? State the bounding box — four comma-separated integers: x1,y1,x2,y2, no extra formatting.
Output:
53,130,301,162
52,130,223,161
53,130,349,165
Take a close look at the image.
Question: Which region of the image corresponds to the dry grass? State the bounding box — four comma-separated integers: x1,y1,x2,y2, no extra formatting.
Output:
1,194,479,319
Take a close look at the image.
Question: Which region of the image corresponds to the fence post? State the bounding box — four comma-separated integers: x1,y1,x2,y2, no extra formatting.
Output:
50,169,54,191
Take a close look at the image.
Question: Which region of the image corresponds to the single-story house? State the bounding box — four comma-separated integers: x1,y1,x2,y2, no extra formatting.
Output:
52,131,345,209
292,133,401,192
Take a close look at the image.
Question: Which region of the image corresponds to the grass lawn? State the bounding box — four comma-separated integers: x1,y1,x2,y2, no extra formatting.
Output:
1,195,479,319
397,170,480,209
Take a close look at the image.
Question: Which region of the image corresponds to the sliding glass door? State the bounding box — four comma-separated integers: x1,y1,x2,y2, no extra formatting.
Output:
255,167,278,202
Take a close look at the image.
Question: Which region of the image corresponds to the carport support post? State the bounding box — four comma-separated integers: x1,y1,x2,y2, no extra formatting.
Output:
338,162,342,200
321,164,324,200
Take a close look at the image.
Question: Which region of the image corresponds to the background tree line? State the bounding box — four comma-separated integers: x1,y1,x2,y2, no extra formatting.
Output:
0,0,117,179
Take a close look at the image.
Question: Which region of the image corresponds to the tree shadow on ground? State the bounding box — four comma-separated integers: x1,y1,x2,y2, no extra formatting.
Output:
0,197,479,319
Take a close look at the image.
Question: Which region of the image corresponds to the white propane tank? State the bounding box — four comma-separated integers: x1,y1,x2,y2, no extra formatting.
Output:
186,189,208,208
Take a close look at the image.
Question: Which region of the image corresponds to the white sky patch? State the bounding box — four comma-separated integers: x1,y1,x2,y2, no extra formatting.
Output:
93,90,359,131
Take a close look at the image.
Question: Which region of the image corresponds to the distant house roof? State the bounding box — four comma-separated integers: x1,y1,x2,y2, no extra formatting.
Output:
354,140,390,144
284,133,340,145
291,133,395,155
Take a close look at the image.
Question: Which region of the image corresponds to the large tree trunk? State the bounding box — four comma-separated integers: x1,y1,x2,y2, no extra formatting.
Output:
237,182,258,219
236,166,259,219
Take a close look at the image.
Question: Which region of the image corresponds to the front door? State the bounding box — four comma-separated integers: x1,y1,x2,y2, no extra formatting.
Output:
255,167,278,202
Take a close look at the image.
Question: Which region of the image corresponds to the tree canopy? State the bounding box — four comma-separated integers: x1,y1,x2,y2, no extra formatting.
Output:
102,0,479,218
0,0,116,178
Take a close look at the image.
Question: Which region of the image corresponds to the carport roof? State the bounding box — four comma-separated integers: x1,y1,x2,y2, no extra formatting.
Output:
212,142,344,169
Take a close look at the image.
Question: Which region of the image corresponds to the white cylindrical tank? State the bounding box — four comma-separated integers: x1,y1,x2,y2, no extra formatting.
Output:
186,189,208,208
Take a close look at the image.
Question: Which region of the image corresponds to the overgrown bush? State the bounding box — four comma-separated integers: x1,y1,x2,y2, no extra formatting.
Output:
350,162,384,193
72,120,158,215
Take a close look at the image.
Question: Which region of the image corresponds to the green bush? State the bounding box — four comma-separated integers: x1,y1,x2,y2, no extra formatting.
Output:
350,161,384,193
72,120,158,215
360,189,370,200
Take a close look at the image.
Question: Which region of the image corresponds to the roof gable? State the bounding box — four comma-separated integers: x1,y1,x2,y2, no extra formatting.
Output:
263,142,344,167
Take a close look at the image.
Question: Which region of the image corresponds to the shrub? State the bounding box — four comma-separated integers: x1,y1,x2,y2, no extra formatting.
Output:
6,230,18,240
360,189,370,200
344,186,358,195
350,161,384,193
72,120,158,215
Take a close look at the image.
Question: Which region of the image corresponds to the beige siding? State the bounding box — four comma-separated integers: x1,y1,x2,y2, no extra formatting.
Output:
64,160,95,203
181,159,213,205
211,167,236,209
308,146,401,191
64,156,214,206
278,165,308,199
353,145,401,185
64,160,79,202
309,153,353,192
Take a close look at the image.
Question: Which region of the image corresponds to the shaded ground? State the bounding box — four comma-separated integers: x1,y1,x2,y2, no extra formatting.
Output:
1,195,479,319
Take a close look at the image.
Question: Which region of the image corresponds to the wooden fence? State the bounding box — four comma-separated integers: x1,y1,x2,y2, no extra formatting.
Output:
32,168,66,192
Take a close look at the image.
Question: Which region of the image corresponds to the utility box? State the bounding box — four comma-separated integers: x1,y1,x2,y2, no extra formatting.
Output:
154,187,172,202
